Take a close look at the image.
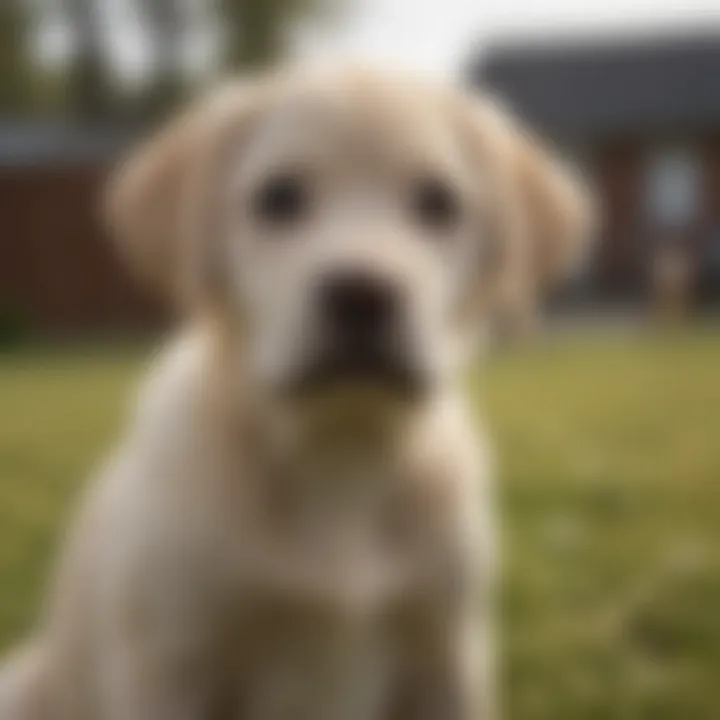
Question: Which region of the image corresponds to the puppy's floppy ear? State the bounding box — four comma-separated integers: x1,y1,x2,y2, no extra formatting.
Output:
457,95,595,329
105,83,265,307
105,106,198,300
502,112,595,289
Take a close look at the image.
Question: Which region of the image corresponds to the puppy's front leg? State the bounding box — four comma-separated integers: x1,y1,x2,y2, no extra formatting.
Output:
390,581,496,720
103,637,225,720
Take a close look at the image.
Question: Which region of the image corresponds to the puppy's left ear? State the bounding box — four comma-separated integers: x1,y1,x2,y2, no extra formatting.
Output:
504,115,595,289
457,95,595,329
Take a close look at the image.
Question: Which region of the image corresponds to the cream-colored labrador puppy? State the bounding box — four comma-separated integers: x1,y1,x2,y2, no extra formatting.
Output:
0,67,591,720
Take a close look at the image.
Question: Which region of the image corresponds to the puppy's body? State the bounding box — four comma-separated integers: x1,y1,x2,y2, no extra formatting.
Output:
3,326,492,720
1,67,590,720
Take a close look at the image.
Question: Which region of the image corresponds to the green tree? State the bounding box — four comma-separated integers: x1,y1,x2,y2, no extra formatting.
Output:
61,0,112,120
137,0,187,119
0,1,32,114
219,0,330,69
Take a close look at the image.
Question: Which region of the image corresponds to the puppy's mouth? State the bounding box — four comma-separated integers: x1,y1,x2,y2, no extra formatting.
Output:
286,345,428,401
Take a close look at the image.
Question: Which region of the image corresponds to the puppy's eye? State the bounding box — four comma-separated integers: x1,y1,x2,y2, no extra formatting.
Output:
412,178,460,231
253,174,308,225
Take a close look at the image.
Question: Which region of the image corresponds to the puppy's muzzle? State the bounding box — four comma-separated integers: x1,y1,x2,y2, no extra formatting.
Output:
293,269,426,398
321,270,398,348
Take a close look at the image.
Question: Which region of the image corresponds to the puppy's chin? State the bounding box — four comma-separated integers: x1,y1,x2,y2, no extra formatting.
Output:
283,351,430,406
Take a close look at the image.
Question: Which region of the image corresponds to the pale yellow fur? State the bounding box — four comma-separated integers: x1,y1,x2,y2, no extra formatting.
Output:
0,67,591,720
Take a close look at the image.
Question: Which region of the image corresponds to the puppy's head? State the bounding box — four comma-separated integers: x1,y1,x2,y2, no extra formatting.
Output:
107,69,593,406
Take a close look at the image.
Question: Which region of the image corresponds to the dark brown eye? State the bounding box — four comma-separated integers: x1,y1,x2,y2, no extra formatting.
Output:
412,178,460,231
253,174,308,224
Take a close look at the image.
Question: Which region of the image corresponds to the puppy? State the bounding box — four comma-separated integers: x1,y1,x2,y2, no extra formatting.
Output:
0,67,591,720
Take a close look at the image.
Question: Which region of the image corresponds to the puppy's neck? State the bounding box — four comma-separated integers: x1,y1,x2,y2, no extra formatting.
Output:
241,391,433,496
139,323,468,537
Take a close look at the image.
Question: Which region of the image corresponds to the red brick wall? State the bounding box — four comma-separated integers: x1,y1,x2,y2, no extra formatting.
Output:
594,144,646,297
594,138,720,301
0,163,166,335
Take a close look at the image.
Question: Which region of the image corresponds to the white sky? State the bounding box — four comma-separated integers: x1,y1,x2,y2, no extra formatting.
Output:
40,0,720,82
301,0,720,77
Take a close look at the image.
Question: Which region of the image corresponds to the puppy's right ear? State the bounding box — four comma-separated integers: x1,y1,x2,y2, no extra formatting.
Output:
105,84,265,306
106,106,201,300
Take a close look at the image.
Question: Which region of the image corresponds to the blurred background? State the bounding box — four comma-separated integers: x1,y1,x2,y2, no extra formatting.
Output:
1,1,720,718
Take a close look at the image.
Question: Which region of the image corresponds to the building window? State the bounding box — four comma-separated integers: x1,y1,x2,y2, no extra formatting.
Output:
644,147,703,229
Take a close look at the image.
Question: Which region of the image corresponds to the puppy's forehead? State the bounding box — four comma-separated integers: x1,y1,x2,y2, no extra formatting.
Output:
236,71,467,177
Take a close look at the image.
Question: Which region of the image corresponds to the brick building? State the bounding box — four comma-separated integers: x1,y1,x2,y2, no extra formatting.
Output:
473,30,720,307
0,123,163,335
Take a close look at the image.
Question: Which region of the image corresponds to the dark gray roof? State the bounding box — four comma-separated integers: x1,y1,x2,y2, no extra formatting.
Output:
0,123,135,166
472,30,720,141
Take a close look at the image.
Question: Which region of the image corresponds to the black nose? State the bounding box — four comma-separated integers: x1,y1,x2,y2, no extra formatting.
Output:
319,270,398,343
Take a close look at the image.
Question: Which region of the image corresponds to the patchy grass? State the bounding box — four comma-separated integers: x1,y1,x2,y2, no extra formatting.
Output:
0,348,142,650
476,329,720,719
1,331,720,718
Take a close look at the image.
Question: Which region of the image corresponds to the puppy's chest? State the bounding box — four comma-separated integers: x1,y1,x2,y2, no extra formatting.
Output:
245,463,432,616
232,468,430,720
240,607,393,720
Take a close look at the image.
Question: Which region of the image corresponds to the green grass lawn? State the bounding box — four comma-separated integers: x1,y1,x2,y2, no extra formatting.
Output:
1,331,720,718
